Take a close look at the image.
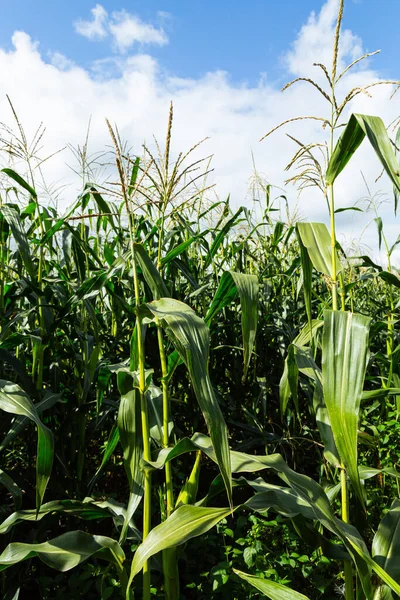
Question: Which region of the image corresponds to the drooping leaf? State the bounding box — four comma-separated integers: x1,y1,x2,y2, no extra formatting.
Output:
0,498,128,535
297,222,341,277
379,271,400,289
0,391,61,455
0,206,35,278
372,499,400,584
322,310,371,506
234,569,310,600
0,380,54,511
205,207,244,268
205,271,259,381
0,531,125,572
1,169,37,199
326,114,400,194
129,505,233,583
0,469,22,510
140,299,232,506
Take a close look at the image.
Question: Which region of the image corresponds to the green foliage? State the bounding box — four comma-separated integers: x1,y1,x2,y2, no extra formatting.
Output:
1,2,400,598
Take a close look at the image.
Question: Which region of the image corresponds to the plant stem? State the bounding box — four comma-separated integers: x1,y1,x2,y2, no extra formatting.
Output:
131,232,152,600
340,465,354,600
328,183,338,311
157,324,174,515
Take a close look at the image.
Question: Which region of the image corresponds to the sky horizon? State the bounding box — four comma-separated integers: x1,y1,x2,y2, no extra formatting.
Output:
0,0,399,262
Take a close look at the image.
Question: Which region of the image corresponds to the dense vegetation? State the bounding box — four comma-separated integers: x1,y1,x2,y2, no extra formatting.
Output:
1,2,400,598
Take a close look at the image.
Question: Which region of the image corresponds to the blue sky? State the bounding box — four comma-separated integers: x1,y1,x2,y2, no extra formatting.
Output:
0,0,399,260
0,0,397,84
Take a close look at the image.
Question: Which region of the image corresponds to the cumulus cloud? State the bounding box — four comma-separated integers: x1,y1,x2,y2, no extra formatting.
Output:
1,0,399,262
74,4,108,41
74,4,168,52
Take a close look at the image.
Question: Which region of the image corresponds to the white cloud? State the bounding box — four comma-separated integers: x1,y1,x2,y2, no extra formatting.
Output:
1,1,399,263
74,5,168,53
109,11,168,52
74,4,108,41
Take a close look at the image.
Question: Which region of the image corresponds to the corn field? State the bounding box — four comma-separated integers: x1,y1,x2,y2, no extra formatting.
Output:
1,2,400,599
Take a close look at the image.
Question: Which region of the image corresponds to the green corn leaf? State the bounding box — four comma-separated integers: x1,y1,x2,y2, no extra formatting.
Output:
0,206,35,279
116,371,144,542
145,434,400,598
0,531,125,572
372,499,400,585
297,222,340,277
140,299,232,506
40,196,85,245
204,271,238,324
326,114,400,193
128,156,140,197
292,344,339,466
0,391,62,455
0,380,54,512
161,236,203,267
379,271,400,288
296,227,313,328
0,469,22,511
375,217,383,250
1,169,37,199
88,185,118,232
88,423,120,493
129,505,233,584
233,569,310,599
322,310,371,506
0,497,129,535
205,207,244,268
133,243,169,300
205,271,259,382
175,450,202,508
279,344,299,417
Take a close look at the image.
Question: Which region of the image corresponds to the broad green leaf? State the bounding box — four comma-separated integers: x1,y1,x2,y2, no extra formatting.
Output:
322,310,371,506
292,344,339,466
161,236,203,267
1,169,37,199
0,380,54,511
128,156,140,197
0,206,35,278
0,391,62,455
204,271,238,324
230,272,259,381
88,423,120,492
205,271,259,382
379,271,400,289
175,450,202,508
279,344,299,416
234,569,310,599
140,298,232,506
0,531,125,572
40,195,84,245
372,499,400,583
0,498,128,535
296,227,313,328
129,505,232,582
297,222,341,277
205,207,244,268
133,243,169,300
375,217,383,250
326,114,400,194
0,469,22,510
117,370,144,542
